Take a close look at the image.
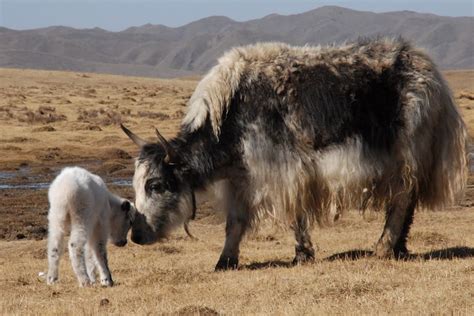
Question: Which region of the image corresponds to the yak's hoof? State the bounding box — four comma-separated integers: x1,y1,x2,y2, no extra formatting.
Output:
374,242,393,259
214,257,238,271
393,245,409,259
293,246,315,265
375,242,409,259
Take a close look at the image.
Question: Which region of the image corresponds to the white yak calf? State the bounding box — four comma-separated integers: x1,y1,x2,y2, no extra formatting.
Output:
47,167,135,287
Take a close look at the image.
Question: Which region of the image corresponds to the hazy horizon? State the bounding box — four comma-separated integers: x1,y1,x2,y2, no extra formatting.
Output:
1,0,473,32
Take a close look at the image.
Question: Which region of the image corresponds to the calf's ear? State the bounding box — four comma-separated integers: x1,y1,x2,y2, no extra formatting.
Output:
121,200,131,212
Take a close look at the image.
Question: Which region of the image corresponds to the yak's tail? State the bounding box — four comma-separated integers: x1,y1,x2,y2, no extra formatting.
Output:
415,64,468,209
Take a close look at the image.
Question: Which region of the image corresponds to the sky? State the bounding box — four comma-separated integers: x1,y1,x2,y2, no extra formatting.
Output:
1,0,473,31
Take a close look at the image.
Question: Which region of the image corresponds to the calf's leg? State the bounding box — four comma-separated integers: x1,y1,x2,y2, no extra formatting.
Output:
68,226,91,287
47,217,66,285
90,225,113,286
85,244,96,283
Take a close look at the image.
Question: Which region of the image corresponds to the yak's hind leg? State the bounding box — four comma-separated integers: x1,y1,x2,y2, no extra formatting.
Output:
214,181,250,271
292,216,315,264
375,192,417,258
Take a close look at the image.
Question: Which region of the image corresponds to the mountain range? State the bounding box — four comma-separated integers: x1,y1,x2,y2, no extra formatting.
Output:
0,6,472,78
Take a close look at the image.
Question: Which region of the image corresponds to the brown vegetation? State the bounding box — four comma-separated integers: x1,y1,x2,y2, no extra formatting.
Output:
0,68,472,314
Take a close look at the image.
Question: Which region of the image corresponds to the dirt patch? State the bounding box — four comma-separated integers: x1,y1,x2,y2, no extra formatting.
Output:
135,111,170,120
18,106,67,124
174,306,220,316
459,91,474,100
103,148,132,160
73,123,103,131
95,136,123,146
32,125,56,132
35,147,63,161
0,189,48,240
77,107,123,126
1,145,21,151
172,110,185,119
0,137,39,143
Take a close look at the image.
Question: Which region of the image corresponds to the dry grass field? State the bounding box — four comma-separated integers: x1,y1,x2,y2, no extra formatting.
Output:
0,68,473,314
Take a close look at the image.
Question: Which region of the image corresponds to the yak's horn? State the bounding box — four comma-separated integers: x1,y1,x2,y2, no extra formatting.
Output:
155,128,178,164
120,123,148,147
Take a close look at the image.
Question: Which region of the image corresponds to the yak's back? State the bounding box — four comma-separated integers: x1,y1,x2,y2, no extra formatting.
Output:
182,38,422,142
182,38,467,217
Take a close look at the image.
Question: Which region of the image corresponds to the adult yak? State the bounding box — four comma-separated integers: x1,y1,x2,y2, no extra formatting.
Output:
121,38,467,270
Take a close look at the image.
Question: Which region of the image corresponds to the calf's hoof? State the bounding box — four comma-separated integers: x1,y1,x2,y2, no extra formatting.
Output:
47,275,58,285
78,279,93,287
293,245,315,265
214,257,238,271
100,278,114,287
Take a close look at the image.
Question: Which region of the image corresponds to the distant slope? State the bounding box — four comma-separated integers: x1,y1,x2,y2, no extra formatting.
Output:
0,6,472,78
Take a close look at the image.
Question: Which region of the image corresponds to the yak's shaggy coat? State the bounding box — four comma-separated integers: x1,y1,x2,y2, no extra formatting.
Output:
123,38,467,270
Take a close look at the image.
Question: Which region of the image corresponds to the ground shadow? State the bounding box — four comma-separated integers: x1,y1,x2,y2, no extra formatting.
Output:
240,260,294,270
324,246,474,261
414,246,474,260
325,250,374,261
241,247,474,270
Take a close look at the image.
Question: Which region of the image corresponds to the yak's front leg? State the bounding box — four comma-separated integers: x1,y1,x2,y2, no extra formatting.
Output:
292,215,315,264
215,181,249,271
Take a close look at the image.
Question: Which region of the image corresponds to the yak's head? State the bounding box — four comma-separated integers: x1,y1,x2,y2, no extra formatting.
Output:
121,124,195,245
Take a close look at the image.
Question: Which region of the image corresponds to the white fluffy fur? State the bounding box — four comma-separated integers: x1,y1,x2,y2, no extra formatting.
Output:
46,167,134,287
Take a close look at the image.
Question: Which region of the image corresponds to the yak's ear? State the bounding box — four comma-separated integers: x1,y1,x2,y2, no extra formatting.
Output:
121,200,131,213
155,127,179,165
121,123,148,147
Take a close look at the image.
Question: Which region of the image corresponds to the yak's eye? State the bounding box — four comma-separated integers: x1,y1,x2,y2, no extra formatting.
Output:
146,179,165,194
150,183,162,192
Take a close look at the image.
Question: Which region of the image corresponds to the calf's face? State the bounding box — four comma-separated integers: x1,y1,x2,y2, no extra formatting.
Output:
109,200,136,247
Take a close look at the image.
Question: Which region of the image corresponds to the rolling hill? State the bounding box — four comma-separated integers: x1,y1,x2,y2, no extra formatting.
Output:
0,6,472,78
